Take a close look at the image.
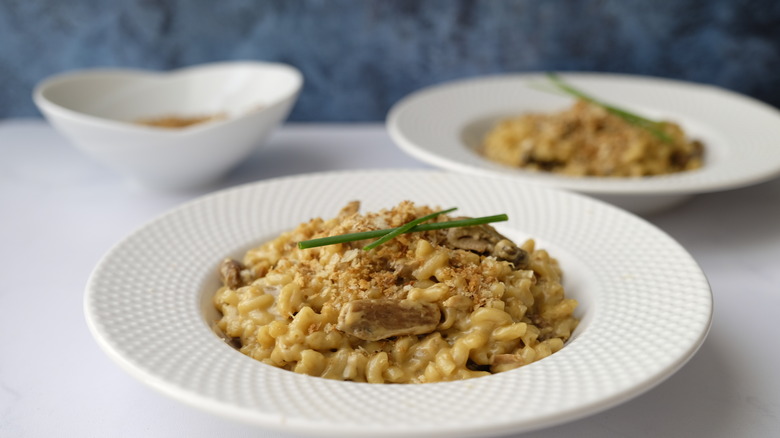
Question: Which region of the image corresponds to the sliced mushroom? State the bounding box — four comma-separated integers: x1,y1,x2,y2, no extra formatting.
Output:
447,229,492,252
218,258,244,289
493,239,529,266
446,221,529,267
337,299,440,341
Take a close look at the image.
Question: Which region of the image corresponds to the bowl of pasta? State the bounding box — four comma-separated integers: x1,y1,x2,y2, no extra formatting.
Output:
85,169,712,437
387,72,780,215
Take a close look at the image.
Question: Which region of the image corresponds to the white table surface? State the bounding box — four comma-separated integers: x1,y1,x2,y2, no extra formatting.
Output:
2,119,779,438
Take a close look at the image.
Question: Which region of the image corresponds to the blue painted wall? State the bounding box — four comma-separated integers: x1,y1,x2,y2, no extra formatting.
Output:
2,0,779,121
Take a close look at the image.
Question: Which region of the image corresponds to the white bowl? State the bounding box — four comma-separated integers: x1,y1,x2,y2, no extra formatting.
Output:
33,61,303,190
85,170,712,437
387,73,780,215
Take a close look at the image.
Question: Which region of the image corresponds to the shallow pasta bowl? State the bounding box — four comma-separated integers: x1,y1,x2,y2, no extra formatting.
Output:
387,73,780,214
33,61,302,190
84,169,712,437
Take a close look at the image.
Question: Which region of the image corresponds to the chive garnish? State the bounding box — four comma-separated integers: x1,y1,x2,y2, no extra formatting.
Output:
297,213,509,250
362,207,456,251
544,72,673,143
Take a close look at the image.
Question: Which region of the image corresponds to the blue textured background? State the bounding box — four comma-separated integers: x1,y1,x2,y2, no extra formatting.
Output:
2,0,779,121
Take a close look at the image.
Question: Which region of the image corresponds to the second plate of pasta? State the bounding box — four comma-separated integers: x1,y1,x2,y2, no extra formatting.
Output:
387,73,780,214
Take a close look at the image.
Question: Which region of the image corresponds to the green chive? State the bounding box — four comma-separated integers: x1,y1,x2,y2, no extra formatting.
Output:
297,213,509,250
362,207,457,251
546,72,673,143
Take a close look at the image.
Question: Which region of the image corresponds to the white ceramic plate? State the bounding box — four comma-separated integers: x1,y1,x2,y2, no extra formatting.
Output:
85,170,712,437
387,73,780,214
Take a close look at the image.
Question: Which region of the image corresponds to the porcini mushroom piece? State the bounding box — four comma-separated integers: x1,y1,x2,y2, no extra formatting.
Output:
493,239,529,267
218,258,244,289
446,220,500,253
446,222,529,267
337,299,440,341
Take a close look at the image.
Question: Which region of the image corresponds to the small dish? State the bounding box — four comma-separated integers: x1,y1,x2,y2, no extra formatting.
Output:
33,61,303,190
387,73,780,214
84,170,712,437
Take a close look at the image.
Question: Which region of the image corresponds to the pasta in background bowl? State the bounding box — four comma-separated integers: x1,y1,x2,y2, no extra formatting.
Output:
480,100,704,177
86,170,711,437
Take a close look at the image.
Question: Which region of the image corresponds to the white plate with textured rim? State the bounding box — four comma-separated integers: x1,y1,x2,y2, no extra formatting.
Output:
84,170,712,437
387,72,780,214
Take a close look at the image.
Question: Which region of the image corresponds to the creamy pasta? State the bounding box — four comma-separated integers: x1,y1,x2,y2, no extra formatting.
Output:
481,100,704,177
213,201,578,383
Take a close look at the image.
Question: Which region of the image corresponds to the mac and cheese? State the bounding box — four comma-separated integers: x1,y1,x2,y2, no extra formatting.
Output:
482,100,704,177
213,201,578,383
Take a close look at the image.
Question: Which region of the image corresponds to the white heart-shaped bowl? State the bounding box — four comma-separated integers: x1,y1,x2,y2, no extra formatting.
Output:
33,61,303,190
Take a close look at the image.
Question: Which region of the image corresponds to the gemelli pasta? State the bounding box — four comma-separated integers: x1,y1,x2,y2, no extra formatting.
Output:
213,201,579,383
481,101,704,177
